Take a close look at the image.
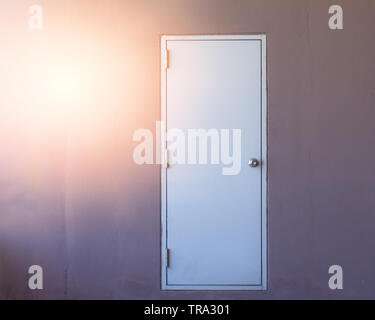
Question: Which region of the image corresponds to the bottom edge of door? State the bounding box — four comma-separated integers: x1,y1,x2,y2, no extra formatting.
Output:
162,284,267,291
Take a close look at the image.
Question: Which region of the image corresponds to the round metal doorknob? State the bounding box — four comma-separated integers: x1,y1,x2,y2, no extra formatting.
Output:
248,158,260,167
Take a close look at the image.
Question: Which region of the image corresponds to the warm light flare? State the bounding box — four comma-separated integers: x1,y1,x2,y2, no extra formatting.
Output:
0,31,135,190
46,65,83,102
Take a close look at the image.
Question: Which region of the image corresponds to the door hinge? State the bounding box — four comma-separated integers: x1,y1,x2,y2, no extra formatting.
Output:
164,49,170,69
165,149,170,168
166,248,170,268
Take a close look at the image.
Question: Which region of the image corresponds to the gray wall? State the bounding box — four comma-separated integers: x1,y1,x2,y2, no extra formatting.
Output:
0,0,374,299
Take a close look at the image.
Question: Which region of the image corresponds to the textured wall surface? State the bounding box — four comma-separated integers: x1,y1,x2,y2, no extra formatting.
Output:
0,0,374,299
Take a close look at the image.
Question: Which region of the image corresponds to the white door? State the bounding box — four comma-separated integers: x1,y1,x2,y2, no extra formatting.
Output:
161,35,267,290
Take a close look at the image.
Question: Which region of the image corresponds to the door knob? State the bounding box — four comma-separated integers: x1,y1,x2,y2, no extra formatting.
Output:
248,158,260,168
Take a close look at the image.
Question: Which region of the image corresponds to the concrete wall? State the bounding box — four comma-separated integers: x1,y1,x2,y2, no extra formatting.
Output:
0,0,374,299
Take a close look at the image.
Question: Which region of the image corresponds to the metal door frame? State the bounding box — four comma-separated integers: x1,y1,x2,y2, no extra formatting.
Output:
160,34,267,291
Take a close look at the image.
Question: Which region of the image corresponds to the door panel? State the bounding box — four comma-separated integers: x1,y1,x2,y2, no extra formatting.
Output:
161,35,267,290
